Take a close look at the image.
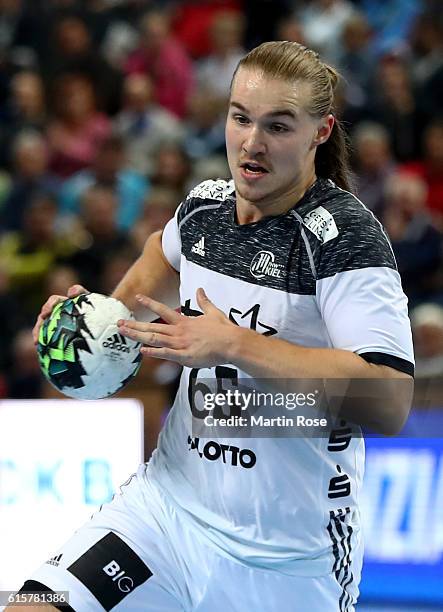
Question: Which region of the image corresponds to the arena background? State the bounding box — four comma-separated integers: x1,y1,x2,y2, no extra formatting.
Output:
0,1,442,609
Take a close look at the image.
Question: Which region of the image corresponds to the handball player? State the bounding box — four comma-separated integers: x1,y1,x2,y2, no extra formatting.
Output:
11,41,413,611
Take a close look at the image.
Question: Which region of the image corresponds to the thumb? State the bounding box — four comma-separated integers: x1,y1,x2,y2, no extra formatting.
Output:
196,288,216,314
67,284,89,298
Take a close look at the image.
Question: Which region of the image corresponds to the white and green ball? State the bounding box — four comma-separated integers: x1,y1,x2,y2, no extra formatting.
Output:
37,293,142,399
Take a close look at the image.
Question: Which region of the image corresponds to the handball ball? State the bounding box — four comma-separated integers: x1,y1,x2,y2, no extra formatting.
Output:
37,293,142,400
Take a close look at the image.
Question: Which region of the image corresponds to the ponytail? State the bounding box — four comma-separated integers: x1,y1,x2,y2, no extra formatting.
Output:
315,118,353,192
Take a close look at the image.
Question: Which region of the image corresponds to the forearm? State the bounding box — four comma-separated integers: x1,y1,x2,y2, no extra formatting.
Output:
112,230,180,320
228,327,375,378
118,290,413,434
226,327,413,434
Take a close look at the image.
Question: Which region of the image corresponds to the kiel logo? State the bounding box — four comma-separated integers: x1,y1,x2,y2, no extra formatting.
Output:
250,251,284,279
102,333,130,353
46,553,63,567
191,236,206,257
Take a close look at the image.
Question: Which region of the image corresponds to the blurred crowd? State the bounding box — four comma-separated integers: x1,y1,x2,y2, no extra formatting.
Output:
0,0,442,399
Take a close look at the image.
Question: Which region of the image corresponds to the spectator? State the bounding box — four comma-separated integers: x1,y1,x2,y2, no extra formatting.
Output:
352,121,396,218
297,0,356,63
151,142,192,198
0,0,52,62
101,16,139,71
0,0,35,52
0,263,24,375
197,11,245,100
44,14,124,115
0,192,78,316
360,0,422,56
336,12,374,112
45,263,80,297
59,133,148,231
114,73,183,176
184,86,226,160
65,184,135,291
401,118,443,225
410,11,443,123
0,70,47,167
101,250,139,297
172,0,241,60
130,185,180,252
243,0,293,50
188,154,231,191
382,172,443,307
276,15,307,46
47,72,111,178
367,55,422,161
125,10,194,118
0,129,58,232
7,327,44,398
411,303,443,378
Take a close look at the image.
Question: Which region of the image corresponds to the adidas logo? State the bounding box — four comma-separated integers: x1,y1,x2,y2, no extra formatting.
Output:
191,236,206,257
46,554,63,567
102,333,130,353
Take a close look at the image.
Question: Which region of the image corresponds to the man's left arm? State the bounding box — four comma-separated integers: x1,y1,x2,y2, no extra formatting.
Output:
118,288,414,436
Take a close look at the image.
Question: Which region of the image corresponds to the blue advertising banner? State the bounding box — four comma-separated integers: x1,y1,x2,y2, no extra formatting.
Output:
360,409,443,605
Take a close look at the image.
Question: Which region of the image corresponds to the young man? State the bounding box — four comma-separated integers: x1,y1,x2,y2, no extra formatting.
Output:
17,41,413,611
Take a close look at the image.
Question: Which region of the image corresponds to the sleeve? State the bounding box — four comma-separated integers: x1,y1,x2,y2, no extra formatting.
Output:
161,204,182,272
315,208,415,376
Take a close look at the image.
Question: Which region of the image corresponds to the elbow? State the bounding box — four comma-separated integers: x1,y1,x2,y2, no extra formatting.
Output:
377,412,410,436
373,390,414,436
365,368,414,436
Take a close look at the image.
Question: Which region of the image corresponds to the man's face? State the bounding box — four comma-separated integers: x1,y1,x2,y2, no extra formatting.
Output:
226,67,325,212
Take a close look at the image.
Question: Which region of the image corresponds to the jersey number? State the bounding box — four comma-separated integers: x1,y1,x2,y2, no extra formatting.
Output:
188,366,240,419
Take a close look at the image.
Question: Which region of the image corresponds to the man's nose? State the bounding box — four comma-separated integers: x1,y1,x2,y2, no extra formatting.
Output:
242,126,266,156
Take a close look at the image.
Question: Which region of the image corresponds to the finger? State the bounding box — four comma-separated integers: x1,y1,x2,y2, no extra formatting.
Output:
41,294,67,318
136,294,181,324
33,295,67,345
196,288,216,314
120,326,181,349
67,284,89,298
140,345,184,362
117,320,174,335
32,314,45,344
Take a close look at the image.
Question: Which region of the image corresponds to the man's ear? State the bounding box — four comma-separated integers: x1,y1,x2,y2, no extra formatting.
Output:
312,114,335,146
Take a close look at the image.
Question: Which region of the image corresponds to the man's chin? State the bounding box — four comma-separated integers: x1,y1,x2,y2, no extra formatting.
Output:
235,182,271,204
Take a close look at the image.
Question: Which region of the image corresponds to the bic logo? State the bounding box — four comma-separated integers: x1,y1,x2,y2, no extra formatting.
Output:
103,560,134,593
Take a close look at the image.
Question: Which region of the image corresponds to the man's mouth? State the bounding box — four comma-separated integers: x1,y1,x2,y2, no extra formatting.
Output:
240,161,269,175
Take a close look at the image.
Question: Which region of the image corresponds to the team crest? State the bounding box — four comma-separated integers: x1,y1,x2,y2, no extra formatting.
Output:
250,251,285,280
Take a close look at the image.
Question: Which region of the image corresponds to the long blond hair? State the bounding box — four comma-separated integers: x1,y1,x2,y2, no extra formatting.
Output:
232,41,352,191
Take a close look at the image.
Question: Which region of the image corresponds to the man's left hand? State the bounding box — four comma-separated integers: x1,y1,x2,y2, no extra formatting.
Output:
118,288,235,368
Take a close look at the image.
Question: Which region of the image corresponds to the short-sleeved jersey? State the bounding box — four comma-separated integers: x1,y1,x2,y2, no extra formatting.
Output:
147,178,414,577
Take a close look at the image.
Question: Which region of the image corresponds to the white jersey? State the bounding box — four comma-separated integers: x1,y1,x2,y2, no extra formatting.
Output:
147,178,414,577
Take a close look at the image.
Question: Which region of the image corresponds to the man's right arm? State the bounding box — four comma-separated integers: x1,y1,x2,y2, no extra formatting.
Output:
33,230,180,343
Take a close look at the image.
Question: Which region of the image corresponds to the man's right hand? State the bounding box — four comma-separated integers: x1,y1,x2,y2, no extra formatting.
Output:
32,284,89,344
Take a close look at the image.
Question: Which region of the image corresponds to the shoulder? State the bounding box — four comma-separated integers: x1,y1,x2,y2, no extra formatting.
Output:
298,180,396,279
177,178,235,227
299,180,380,241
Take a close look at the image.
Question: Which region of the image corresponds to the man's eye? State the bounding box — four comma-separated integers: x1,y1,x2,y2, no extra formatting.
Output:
234,114,249,125
270,123,289,133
